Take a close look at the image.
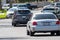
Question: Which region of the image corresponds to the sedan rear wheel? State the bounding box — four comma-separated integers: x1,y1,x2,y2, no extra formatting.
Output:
27,30,29,35
56,31,60,36
51,32,55,36
29,31,34,36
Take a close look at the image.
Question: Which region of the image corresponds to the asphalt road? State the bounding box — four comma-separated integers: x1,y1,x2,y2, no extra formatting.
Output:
0,9,59,40
0,19,60,40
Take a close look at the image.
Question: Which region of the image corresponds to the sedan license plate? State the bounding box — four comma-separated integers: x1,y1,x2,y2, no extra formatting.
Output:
22,16,26,18
43,22,50,26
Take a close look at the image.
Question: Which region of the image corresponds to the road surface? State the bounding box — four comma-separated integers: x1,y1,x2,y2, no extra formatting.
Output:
0,9,59,40
0,19,60,40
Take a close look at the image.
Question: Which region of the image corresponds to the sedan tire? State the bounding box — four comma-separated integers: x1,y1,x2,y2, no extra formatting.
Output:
29,31,34,36
56,31,60,36
27,30,29,35
51,32,55,36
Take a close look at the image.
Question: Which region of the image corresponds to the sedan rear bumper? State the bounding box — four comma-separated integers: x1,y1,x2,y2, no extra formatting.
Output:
30,26,60,32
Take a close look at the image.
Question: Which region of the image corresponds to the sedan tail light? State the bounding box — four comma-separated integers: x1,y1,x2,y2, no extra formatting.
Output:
56,21,60,24
32,21,37,25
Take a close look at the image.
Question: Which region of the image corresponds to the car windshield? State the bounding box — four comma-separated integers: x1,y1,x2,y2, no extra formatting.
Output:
8,8,16,11
17,10,30,14
34,14,57,19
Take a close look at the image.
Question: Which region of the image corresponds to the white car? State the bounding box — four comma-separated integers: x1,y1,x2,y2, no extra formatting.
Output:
43,5,54,8
2,4,10,10
41,7,59,13
6,7,18,18
51,2,60,8
27,12,60,36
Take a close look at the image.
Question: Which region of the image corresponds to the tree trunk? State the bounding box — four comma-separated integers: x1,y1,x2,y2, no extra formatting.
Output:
0,0,2,10
10,0,12,8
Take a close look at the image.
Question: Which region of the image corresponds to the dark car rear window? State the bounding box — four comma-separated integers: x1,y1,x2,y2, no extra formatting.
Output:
17,10,30,14
18,5,27,7
34,14,57,19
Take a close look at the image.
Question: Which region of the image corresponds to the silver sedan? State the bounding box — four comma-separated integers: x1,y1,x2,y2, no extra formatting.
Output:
27,12,60,36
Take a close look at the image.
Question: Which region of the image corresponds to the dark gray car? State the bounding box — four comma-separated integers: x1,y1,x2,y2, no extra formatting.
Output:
12,8,32,26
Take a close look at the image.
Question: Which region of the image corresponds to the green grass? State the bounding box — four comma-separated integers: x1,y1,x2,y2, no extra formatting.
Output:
0,9,7,19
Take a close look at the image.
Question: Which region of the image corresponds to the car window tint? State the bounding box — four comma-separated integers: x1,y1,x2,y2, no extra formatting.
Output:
56,3,60,7
18,10,30,14
18,5,27,7
34,14,57,19
8,8,16,11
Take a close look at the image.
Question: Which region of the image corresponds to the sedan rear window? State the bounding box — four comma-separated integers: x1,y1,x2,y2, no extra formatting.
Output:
34,14,57,19
17,10,30,14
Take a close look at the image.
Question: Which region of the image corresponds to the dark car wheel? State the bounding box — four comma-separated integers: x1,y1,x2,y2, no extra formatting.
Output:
27,30,29,35
51,32,55,36
29,31,34,36
12,23,17,27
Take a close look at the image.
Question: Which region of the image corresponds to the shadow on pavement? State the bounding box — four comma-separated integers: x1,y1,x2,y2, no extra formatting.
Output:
32,34,60,37
15,24,27,27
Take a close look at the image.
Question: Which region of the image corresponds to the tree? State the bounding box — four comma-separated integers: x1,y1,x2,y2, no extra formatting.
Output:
0,0,2,10
10,0,12,8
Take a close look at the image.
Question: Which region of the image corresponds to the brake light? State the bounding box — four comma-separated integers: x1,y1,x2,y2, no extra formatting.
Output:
56,21,60,24
32,21,37,25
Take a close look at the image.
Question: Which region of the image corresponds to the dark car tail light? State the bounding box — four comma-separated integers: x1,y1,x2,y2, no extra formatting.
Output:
56,21,60,24
32,21,37,25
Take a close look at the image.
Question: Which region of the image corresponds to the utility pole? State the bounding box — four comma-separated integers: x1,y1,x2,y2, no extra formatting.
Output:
0,0,2,10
